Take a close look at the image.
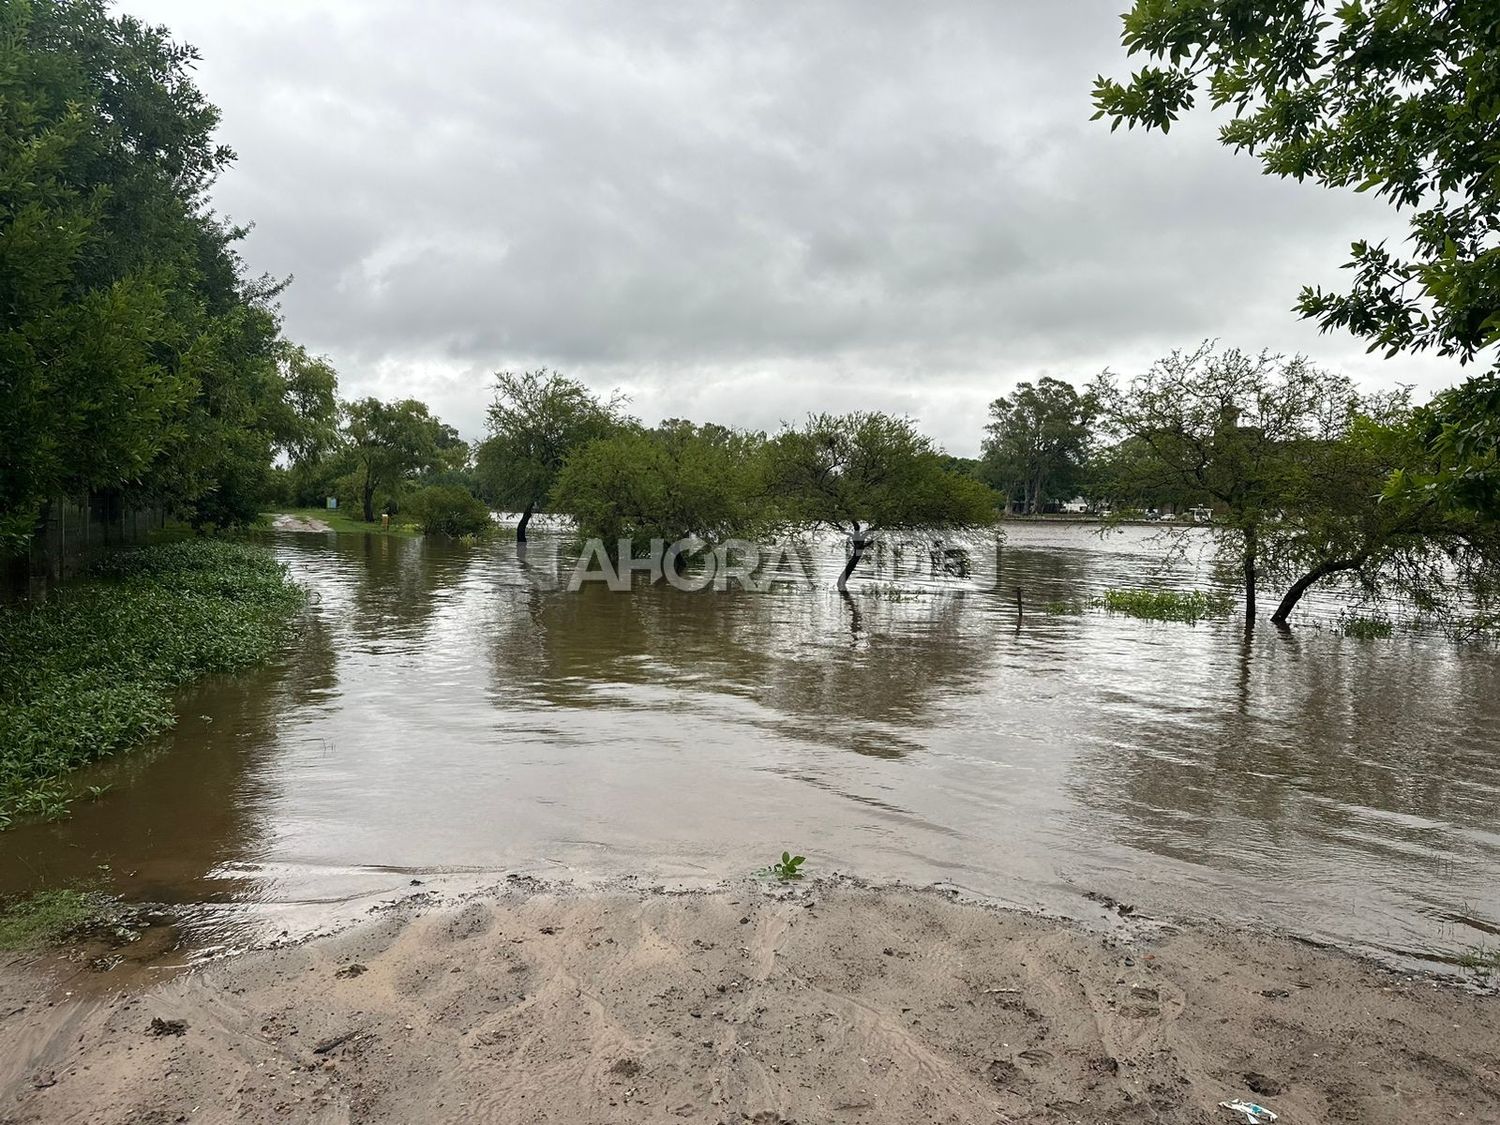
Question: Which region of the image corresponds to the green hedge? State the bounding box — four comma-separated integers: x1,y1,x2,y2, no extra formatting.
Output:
406,485,495,538
0,540,304,826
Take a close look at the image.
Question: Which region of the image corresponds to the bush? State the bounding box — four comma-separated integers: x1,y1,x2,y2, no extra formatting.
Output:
1096,588,1232,624
407,485,494,538
1341,615,1395,639
0,541,304,826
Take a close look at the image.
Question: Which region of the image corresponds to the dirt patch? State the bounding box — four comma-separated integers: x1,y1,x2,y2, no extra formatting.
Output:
1,884,1497,1123
271,513,332,533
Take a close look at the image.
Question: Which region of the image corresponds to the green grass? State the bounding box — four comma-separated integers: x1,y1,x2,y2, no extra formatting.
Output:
1096,588,1233,624
1341,615,1395,640
267,507,423,537
1455,946,1500,975
0,540,305,826
0,888,114,950
1044,599,1085,615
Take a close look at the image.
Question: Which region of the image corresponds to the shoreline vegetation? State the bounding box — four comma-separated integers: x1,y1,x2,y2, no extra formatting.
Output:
0,541,304,827
1,880,1497,1123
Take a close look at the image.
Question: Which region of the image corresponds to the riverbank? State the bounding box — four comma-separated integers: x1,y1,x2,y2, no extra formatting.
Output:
1,882,1496,1124
0,540,304,826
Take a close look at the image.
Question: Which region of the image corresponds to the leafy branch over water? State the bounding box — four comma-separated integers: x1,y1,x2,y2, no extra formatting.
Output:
0,541,304,827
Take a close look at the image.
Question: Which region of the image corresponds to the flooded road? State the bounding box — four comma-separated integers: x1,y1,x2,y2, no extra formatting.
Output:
4,523,1498,967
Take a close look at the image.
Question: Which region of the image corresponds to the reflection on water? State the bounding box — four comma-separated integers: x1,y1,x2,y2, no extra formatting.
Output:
3,522,1498,966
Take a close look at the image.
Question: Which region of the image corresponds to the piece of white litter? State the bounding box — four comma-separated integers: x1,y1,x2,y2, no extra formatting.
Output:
1219,1100,1278,1124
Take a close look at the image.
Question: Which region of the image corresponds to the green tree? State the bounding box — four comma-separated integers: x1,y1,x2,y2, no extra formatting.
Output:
0,0,326,549
979,378,1097,513
767,413,998,591
1093,345,1361,623
1100,351,1500,629
1398,377,1500,518
1089,435,1210,513
343,398,447,523
1262,398,1500,626
475,369,628,541
1092,0,1500,514
551,421,771,549
267,343,341,470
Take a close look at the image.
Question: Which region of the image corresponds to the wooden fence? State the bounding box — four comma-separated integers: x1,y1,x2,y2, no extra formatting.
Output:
1,494,164,603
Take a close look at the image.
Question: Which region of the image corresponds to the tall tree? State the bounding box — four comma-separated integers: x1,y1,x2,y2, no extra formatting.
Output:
0,0,325,550
1092,0,1500,512
980,378,1097,513
768,413,998,591
267,343,341,471
475,369,627,541
1099,354,1500,630
1093,345,1360,623
343,398,446,523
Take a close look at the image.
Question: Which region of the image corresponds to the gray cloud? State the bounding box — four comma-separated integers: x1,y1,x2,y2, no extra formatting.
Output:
132,0,1457,454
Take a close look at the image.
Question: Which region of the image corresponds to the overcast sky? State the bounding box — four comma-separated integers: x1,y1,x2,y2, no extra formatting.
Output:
130,0,1457,456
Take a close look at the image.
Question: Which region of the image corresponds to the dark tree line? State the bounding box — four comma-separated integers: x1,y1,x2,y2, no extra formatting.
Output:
0,0,339,554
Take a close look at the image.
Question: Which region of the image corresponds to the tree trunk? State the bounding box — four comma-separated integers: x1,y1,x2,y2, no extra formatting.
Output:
517,499,535,543
1242,525,1257,625
1271,555,1367,625
361,476,375,523
838,537,867,592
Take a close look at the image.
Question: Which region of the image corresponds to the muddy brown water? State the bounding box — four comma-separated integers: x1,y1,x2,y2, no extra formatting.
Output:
3,523,1498,969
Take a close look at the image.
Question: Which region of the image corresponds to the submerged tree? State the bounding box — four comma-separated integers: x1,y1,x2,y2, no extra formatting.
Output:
980,378,1097,513
475,369,628,541
768,413,998,591
1092,0,1500,516
1097,345,1500,629
551,421,771,549
1094,345,1360,623
343,398,447,522
1262,399,1500,627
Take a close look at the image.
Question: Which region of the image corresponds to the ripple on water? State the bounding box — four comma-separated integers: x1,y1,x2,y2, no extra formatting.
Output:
1,524,1497,972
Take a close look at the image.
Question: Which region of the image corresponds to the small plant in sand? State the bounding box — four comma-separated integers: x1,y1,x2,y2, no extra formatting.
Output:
757,851,807,881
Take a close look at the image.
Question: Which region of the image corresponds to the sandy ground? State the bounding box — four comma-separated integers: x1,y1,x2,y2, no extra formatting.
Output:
271,514,333,533
2,881,1499,1124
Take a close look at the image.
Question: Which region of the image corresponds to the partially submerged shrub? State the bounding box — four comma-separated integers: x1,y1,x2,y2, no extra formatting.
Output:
1096,588,1232,624
1340,615,1395,640
0,541,304,826
407,485,495,538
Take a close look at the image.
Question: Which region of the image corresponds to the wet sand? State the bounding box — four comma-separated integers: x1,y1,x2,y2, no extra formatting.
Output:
2,881,1498,1124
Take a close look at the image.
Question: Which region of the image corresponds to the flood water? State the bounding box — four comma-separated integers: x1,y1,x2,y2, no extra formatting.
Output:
4,523,1499,968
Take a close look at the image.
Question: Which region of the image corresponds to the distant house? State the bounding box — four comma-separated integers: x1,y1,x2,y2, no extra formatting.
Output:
1186,506,1214,523
1061,497,1089,514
